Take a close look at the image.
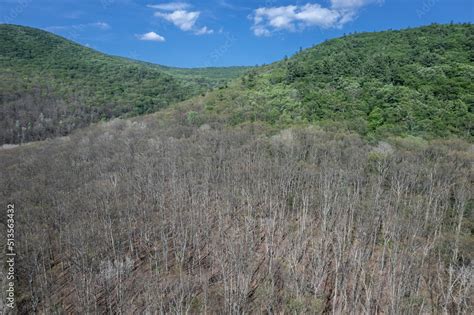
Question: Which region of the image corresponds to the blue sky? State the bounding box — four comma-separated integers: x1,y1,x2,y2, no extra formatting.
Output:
1,0,473,67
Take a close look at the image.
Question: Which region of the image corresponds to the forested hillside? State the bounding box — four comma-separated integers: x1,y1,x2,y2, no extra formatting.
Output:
0,24,248,144
160,66,250,84
2,24,472,144
0,23,473,313
187,23,473,139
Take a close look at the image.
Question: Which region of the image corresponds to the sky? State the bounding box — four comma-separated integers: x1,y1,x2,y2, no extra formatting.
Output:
1,0,473,68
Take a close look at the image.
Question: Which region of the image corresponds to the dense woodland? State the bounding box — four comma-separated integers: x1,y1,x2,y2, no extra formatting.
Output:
2,24,474,145
199,24,473,139
0,24,248,144
0,23,473,314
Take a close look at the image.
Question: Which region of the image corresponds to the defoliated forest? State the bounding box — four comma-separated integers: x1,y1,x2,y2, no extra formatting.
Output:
1,118,472,314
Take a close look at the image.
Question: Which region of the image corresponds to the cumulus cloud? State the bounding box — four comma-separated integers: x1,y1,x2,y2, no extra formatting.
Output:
251,1,382,36
136,31,166,42
155,9,200,31
149,2,213,35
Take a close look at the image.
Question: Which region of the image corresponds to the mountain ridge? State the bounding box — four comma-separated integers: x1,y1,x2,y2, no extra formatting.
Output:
178,23,473,140
1,23,473,144
0,24,249,144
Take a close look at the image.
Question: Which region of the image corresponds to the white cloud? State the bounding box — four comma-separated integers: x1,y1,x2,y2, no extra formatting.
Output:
150,4,214,35
298,4,342,27
253,26,271,37
136,31,166,42
147,2,190,11
252,1,381,36
155,9,200,31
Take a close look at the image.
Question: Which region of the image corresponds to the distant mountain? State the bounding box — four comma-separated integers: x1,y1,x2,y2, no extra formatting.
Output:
0,24,249,144
190,23,473,139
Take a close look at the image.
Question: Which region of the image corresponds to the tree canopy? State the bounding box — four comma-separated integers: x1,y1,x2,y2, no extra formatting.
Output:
198,23,473,140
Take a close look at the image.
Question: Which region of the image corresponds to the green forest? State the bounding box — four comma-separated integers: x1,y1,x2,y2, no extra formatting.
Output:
1,24,473,144
0,24,248,143
192,23,473,140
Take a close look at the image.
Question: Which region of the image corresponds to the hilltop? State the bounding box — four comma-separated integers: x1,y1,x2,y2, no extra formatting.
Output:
182,23,473,139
